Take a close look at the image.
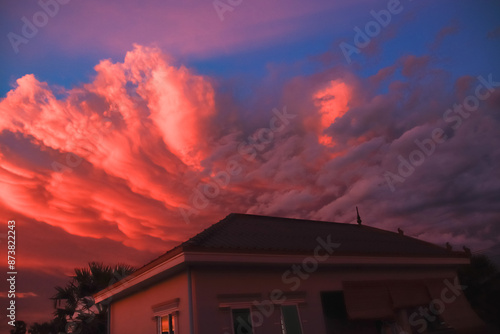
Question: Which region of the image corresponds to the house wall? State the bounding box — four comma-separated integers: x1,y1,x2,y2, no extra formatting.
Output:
191,264,461,334
107,262,483,334
109,271,190,334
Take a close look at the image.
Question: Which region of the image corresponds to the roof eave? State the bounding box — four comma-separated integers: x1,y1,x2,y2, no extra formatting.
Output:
93,250,469,304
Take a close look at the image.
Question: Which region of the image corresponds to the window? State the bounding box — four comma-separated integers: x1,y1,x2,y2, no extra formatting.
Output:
280,305,303,334
232,308,253,334
152,298,179,334
159,313,176,334
321,291,380,334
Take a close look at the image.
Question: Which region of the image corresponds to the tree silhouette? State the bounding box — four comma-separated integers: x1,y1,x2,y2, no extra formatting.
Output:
27,321,58,334
52,262,135,334
458,254,500,330
10,320,27,334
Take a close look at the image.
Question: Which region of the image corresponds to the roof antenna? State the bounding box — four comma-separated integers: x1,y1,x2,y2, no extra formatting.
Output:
356,206,362,225
463,245,471,257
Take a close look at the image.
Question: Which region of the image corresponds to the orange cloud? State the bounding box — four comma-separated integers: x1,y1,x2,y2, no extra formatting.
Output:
0,45,216,250
0,292,38,298
313,80,353,146
1,47,498,278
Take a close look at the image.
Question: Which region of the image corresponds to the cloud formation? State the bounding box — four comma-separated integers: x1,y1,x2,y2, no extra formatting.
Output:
0,0,367,58
0,45,217,251
2,44,500,249
1,44,500,326
2,44,500,247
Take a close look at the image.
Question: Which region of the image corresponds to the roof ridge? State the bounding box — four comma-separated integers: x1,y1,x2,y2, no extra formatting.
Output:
183,213,236,247
229,212,352,226
359,224,452,252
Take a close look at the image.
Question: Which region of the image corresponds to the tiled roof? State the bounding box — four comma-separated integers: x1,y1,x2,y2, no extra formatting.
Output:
94,213,468,303
179,213,464,258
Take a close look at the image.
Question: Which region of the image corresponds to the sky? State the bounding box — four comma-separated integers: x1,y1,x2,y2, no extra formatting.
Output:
1,0,500,327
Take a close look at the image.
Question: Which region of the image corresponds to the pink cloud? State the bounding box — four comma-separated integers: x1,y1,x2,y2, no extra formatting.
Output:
0,45,216,251
430,21,460,50
0,292,37,298
1,45,500,327
2,45,499,255
3,0,373,58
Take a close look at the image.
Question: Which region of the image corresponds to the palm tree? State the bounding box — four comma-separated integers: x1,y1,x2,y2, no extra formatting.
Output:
10,320,27,334
52,262,135,334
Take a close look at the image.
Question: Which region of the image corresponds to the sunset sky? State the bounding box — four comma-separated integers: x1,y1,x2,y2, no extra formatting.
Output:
1,0,500,327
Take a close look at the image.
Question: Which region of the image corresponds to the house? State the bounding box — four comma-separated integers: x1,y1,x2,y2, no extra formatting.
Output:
94,213,487,334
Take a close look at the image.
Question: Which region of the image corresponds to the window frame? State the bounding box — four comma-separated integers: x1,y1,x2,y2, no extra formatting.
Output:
157,313,177,334
279,303,304,334
217,293,306,334
152,298,180,334
230,307,255,334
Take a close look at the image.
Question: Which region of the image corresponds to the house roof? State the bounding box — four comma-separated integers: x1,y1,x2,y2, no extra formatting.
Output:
94,213,468,303
180,213,462,257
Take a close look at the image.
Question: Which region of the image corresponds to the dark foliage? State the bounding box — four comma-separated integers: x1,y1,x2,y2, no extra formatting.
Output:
458,254,500,330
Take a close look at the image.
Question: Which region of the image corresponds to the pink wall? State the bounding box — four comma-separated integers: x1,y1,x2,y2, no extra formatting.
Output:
107,263,483,334
191,265,459,334
109,271,190,334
